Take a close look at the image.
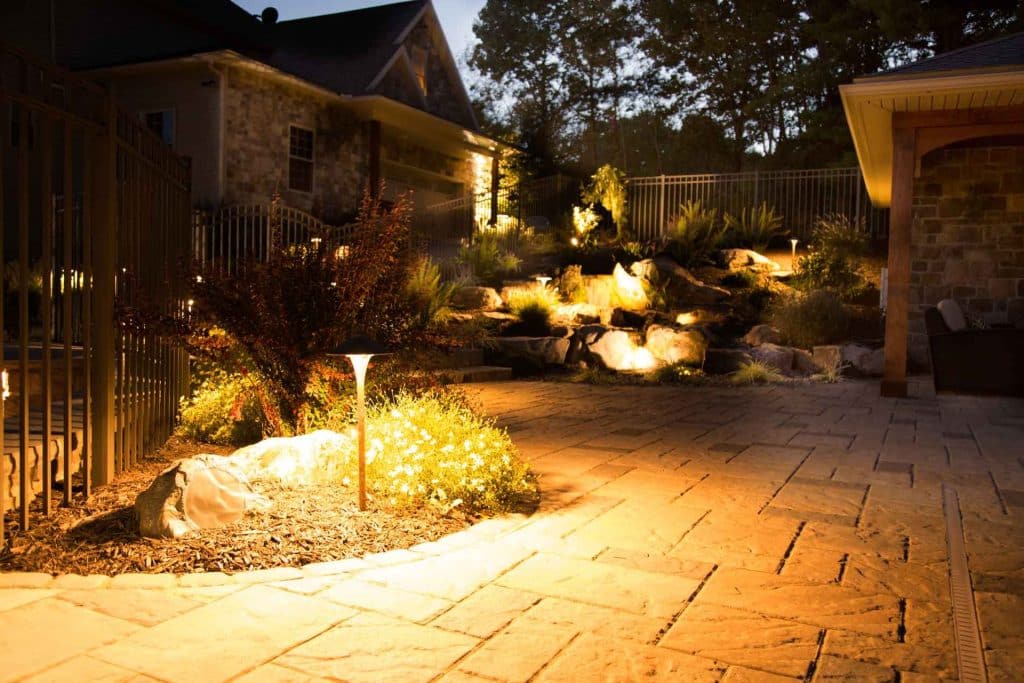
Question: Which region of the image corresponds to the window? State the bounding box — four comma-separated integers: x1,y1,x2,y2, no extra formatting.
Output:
142,109,175,147
289,125,314,193
410,46,428,95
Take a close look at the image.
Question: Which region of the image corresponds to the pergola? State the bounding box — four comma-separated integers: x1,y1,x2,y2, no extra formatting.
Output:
841,33,1024,397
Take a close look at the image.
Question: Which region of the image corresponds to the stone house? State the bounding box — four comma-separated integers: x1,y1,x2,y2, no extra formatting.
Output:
51,0,502,223
842,31,1024,395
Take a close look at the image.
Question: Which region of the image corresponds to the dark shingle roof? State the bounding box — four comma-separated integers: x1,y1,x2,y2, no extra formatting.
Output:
269,1,427,94
867,31,1024,78
55,0,270,70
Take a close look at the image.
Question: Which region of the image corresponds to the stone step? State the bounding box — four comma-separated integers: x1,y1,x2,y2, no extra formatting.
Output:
437,365,514,384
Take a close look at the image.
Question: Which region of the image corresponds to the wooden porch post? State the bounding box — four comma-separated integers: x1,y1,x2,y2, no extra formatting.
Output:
489,154,499,226
881,124,915,398
89,98,117,485
368,120,381,200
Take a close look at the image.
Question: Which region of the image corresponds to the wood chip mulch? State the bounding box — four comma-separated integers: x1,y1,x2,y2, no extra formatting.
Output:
0,436,477,576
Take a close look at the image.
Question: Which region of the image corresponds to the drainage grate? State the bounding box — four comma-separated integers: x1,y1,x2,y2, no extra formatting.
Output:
943,485,988,683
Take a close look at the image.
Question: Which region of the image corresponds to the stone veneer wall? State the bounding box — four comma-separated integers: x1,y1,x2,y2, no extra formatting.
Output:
909,142,1024,364
222,66,367,222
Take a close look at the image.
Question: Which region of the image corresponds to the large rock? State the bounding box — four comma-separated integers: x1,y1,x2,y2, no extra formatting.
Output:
451,286,502,311
609,307,648,330
232,430,353,486
645,325,708,366
552,302,601,325
646,256,731,305
703,348,752,375
494,336,570,368
812,345,843,373
793,348,821,375
611,263,649,311
842,344,885,377
569,325,653,371
751,343,795,374
721,249,781,272
742,324,782,347
135,454,266,539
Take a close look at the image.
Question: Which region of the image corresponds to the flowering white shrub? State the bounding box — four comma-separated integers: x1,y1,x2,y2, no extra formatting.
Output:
362,392,534,513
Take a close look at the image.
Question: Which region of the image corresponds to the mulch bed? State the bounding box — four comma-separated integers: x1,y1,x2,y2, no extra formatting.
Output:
0,436,476,576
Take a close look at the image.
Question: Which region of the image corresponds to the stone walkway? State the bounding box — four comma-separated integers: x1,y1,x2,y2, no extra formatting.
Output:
1,380,1023,682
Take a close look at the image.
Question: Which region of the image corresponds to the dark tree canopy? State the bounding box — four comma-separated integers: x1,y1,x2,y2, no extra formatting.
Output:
469,0,1023,175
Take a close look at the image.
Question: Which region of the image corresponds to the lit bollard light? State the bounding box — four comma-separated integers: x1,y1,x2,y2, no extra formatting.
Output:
327,336,392,511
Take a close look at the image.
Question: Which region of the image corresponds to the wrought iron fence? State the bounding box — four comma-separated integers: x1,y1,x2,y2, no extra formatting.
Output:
1,42,192,545
193,204,356,276
628,168,889,242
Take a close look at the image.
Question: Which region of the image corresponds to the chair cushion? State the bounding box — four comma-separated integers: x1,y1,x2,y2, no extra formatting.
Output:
937,299,967,332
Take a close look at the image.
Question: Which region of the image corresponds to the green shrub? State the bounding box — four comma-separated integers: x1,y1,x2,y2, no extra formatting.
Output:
558,264,588,303
405,257,458,328
364,392,535,513
664,200,726,268
581,164,628,240
458,232,521,284
720,269,759,289
730,360,786,385
723,203,783,251
653,363,707,384
506,286,560,330
770,289,850,348
795,215,868,299
178,363,265,446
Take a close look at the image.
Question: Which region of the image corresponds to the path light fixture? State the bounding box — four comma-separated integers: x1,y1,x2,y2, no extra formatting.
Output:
790,238,799,267
327,336,393,511
535,276,552,288
310,236,322,248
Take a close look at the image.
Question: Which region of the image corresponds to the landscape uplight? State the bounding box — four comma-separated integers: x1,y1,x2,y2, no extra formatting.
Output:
327,336,393,511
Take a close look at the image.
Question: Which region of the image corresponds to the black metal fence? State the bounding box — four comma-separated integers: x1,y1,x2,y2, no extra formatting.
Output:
1,42,192,544
628,168,889,242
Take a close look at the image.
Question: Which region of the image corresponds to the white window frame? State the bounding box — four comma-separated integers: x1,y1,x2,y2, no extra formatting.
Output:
139,107,176,148
288,123,316,194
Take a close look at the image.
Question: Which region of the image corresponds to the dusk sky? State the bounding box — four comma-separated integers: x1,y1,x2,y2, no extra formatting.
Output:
234,0,486,72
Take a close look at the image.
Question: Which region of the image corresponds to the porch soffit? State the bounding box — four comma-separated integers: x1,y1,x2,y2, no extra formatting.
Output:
841,68,1024,207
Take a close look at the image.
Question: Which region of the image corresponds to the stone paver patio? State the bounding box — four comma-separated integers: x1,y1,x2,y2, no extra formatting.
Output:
1,380,1023,682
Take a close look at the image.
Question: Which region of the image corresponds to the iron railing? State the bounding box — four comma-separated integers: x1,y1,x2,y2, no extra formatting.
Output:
628,168,889,242
0,42,192,545
193,204,355,275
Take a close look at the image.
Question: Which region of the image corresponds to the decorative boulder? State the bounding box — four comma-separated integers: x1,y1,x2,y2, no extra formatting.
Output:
645,325,708,366
451,286,503,311
583,275,617,308
135,454,267,539
743,324,782,347
609,307,648,330
751,343,795,374
232,430,353,487
611,263,649,311
793,348,821,375
552,303,601,325
721,249,781,272
842,344,885,377
493,336,570,368
703,348,753,375
647,256,731,305
569,325,652,371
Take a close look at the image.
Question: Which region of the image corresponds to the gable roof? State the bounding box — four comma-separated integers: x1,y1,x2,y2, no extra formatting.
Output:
866,31,1024,80
55,0,269,70
269,1,427,96
841,31,1024,207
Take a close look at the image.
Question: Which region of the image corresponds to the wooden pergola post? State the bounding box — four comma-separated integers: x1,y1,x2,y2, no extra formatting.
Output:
881,124,916,397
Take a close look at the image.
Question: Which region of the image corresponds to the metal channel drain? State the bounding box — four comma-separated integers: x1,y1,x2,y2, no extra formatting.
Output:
943,485,988,683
